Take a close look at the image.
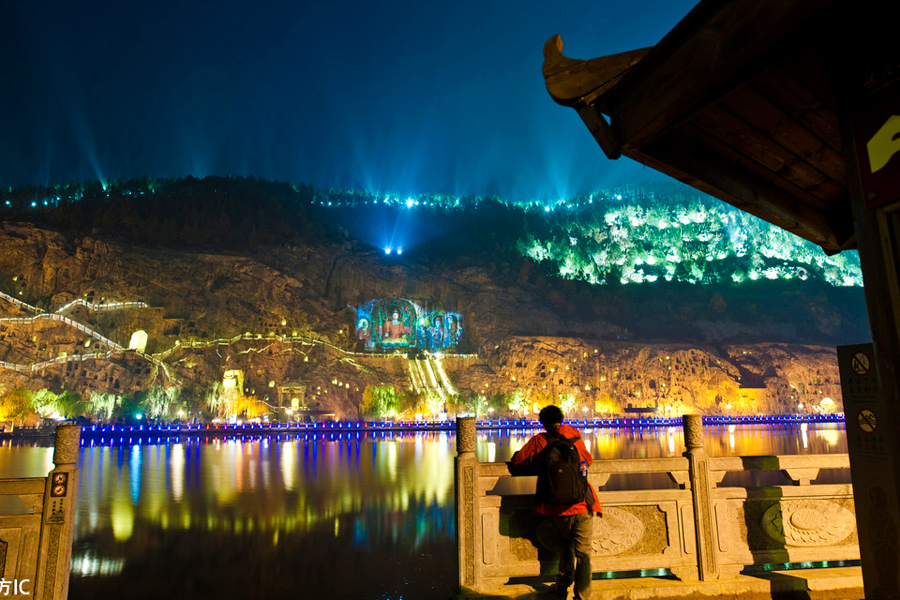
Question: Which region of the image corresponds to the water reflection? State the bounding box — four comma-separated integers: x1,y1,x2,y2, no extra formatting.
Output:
0,423,847,600
71,433,457,544
478,421,846,462
78,432,457,599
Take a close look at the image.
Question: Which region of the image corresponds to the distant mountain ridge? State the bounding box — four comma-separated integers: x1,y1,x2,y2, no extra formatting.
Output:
1,176,863,287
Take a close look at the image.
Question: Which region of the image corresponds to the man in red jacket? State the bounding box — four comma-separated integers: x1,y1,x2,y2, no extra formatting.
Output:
510,405,602,600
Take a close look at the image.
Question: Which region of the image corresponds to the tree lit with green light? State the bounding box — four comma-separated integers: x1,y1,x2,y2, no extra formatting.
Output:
518,188,862,287
0,177,863,287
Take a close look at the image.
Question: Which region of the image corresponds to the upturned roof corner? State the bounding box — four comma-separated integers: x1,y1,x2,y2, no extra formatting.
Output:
542,35,650,109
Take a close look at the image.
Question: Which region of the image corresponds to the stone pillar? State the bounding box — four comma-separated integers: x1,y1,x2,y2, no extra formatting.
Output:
683,414,720,581
35,424,81,600
455,416,479,593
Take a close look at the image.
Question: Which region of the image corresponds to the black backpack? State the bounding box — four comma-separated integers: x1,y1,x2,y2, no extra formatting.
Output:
537,431,588,506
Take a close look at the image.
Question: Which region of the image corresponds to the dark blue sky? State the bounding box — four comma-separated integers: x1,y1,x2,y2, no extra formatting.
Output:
2,0,697,200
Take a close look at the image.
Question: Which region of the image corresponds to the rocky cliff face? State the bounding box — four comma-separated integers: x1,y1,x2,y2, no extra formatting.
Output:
462,338,841,416
0,220,863,417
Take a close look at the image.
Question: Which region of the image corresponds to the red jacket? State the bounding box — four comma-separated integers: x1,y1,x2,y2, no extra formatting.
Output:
510,423,603,516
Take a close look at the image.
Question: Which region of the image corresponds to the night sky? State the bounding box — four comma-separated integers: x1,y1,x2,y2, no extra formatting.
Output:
2,0,698,201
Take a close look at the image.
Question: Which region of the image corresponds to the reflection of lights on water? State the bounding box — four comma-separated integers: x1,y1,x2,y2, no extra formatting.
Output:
129,446,142,505
508,435,529,453
486,442,496,463
170,443,185,502
261,439,272,488
71,552,125,577
111,496,134,542
819,424,841,447
236,439,247,492
415,435,425,462
385,441,398,482
801,422,809,449
728,424,736,451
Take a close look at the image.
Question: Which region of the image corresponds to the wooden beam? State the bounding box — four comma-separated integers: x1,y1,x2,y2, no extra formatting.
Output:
754,57,843,155
605,0,831,149
721,85,846,187
576,105,620,159
823,197,857,252
635,131,842,251
688,106,843,211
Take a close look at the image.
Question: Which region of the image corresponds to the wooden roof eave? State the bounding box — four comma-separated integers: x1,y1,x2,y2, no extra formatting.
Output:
543,35,649,160
588,0,833,150
542,0,833,159
542,35,650,108
541,0,856,254
542,35,844,252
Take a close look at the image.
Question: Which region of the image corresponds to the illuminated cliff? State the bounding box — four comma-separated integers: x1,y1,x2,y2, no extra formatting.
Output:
0,178,869,419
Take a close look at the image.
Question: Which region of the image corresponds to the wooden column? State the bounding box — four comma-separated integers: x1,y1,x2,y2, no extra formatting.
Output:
683,414,720,581
35,424,81,600
834,9,900,597
455,416,479,593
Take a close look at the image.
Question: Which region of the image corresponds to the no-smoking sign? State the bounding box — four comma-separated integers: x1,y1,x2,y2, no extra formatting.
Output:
858,408,878,433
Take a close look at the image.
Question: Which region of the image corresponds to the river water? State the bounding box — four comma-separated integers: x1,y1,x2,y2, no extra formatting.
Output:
0,422,846,600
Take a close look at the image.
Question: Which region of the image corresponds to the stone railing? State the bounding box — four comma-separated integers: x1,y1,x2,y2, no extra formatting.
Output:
454,415,857,596
0,425,81,600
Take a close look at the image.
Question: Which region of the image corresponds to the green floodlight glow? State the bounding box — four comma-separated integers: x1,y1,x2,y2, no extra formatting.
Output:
519,196,863,287
0,178,863,287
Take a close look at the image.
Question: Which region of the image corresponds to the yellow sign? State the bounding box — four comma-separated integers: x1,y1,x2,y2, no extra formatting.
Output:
851,351,871,376
857,408,877,433
867,114,900,173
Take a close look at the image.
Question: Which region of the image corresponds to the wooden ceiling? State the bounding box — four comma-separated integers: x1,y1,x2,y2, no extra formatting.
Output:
543,0,861,254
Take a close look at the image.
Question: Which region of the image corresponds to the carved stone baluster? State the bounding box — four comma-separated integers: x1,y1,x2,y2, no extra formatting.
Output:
683,414,720,581
35,424,81,600
455,416,479,593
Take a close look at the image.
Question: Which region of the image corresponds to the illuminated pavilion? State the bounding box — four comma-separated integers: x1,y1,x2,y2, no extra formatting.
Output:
542,0,899,596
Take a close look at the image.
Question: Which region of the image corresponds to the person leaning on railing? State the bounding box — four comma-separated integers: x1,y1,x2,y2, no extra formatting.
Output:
508,405,602,600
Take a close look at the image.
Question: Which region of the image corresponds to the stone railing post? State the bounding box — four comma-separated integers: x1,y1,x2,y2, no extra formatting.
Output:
683,414,720,581
455,416,479,593
35,424,81,600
